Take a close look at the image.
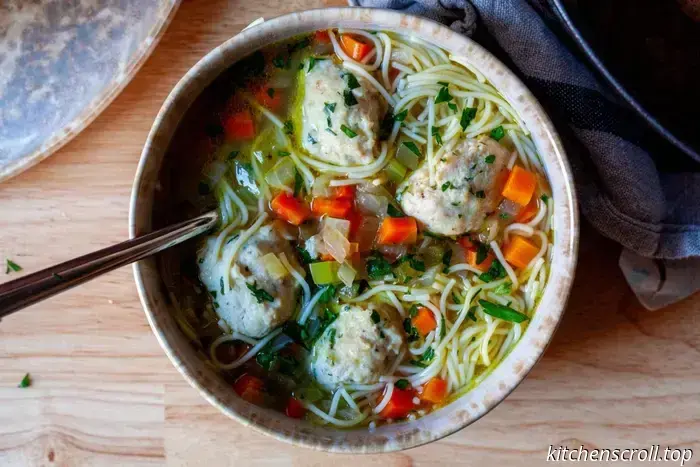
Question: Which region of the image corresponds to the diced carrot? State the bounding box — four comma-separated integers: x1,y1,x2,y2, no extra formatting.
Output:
457,236,476,250
348,242,359,256
515,196,538,223
466,248,495,272
340,34,373,61
421,377,448,404
379,387,416,419
314,30,331,43
254,86,283,111
285,397,306,418
331,185,356,199
503,235,539,269
223,110,256,140
311,197,353,218
233,374,264,405
320,253,335,262
271,192,310,226
377,217,417,245
412,307,437,336
502,166,537,206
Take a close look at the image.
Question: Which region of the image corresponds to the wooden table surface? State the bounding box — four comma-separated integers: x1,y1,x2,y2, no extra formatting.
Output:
1,1,699,465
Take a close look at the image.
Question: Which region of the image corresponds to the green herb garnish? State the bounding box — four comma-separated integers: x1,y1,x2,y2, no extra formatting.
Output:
387,204,404,218
460,107,477,131
395,379,410,390
493,282,512,295
345,72,360,89
308,56,326,72
541,194,550,202
448,102,458,112
296,246,314,264
278,150,290,157
467,306,478,322
343,89,358,107
283,120,294,135
442,249,453,273
490,125,505,141
474,190,486,199
435,86,453,104
366,251,393,279
403,141,422,157
485,154,496,164
294,170,303,197
247,282,274,303
478,259,507,283
18,373,31,388
340,124,357,138
408,304,419,317
5,259,22,274
479,300,529,323
219,277,225,295
266,88,275,98
403,318,420,342
394,109,408,122
371,310,381,324
318,284,336,303
441,181,453,192
432,126,442,145
475,243,489,265
308,133,318,145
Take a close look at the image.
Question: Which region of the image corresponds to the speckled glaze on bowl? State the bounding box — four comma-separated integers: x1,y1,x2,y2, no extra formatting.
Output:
129,8,579,453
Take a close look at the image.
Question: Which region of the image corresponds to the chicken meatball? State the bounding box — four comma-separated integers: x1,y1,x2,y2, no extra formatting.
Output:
398,137,509,236
301,60,383,166
198,224,301,338
310,303,404,390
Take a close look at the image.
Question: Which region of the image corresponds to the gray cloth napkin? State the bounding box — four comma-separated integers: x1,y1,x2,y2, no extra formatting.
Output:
349,0,700,309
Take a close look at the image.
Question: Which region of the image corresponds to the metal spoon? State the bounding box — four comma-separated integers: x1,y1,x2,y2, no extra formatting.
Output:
0,211,218,319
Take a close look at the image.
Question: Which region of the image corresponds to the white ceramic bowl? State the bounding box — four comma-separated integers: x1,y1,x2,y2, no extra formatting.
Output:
129,7,579,453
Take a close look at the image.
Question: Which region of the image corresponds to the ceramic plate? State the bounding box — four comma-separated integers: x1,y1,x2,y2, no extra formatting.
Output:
0,0,181,182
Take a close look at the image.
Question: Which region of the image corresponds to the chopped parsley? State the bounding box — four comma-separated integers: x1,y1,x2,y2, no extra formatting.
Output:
294,170,304,197
227,150,240,161
441,181,453,192
499,213,510,219
485,154,496,164
437,81,449,86
408,304,419,317
460,107,477,131
343,89,358,107
247,282,274,303
318,284,336,303
18,373,31,388
478,259,507,283
308,56,326,72
272,54,289,69
479,300,529,323
452,292,462,304
387,203,404,218
467,306,478,322
394,109,408,122
412,347,435,366
490,125,505,141
308,133,318,145
328,328,337,349
442,249,453,273
448,102,458,112
378,111,394,141
395,254,425,272
266,88,275,98
296,246,314,264
440,316,446,339
435,86,453,104
340,124,358,138
475,243,489,265
219,277,225,295
278,150,290,157
541,194,550,202
366,251,393,279
403,318,420,342
474,190,486,199
423,231,445,239
431,126,442,145
283,120,294,135
326,128,337,135
289,36,311,52
5,259,22,274
371,310,381,324
395,379,410,390
403,141,422,157
324,102,336,128
345,72,361,89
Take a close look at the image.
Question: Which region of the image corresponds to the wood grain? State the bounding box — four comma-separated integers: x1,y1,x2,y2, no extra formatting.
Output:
1,0,699,465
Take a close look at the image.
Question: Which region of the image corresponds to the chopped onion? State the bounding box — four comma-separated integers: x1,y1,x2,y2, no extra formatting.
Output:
265,157,296,190
355,216,380,252
262,253,288,279
312,173,334,197
356,192,388,216
323,226,351,263
498,198,522,218
323,217,351,238
378,244,407,262
338,262,357,287
420,265,440,287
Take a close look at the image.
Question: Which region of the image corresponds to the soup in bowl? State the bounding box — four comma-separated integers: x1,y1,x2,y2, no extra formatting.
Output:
130,7,578,453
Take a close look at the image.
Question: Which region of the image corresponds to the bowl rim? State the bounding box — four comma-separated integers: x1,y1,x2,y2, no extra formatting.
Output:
129,7,579,453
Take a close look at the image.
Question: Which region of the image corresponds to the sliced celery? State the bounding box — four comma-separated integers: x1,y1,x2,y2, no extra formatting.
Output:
384,159,408,183
309,261,341,285
264,157,296,189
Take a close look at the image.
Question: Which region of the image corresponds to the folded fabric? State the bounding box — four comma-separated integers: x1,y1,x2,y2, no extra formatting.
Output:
348,0,700,308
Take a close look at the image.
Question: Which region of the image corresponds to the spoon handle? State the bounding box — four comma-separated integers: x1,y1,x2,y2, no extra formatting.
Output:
0,211,218,319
